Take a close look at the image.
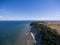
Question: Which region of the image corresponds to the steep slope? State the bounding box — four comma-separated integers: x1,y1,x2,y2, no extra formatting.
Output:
30,22,60,45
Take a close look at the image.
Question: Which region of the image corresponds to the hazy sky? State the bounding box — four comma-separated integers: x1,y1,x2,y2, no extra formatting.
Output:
0,0,60,20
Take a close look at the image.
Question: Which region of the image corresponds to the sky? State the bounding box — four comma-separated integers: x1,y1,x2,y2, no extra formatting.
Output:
0,0,60,20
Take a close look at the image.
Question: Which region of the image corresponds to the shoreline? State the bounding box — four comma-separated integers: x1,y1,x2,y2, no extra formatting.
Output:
21,24,35,45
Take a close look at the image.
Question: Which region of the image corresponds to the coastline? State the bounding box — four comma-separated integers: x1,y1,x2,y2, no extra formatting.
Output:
20,24,35,45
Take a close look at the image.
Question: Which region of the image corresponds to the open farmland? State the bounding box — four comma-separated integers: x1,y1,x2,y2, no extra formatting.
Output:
44,22,60,35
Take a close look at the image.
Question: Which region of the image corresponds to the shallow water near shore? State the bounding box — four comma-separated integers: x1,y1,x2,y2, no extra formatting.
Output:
0,21,31,45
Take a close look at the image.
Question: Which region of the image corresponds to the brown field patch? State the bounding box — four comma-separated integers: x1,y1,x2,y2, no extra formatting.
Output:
45,22,60,35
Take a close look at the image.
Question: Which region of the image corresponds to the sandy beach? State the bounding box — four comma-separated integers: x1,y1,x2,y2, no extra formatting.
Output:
20,25,35,45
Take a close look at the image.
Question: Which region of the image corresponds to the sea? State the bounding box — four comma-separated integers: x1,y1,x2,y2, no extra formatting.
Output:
0,21,32,45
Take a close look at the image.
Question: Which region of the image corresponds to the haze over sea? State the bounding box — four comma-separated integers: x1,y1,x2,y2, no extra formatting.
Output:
0,21,31,45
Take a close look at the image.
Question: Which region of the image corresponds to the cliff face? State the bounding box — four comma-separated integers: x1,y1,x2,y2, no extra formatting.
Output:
30,25,42,45
30,22,60,45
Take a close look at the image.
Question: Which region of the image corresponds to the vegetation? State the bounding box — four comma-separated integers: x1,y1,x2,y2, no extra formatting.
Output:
30,22,60,45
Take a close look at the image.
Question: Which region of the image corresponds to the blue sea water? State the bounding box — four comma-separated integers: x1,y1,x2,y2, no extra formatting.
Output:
0,21,31,45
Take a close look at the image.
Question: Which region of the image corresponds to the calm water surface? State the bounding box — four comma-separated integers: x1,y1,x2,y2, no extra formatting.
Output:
0,21,31,45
